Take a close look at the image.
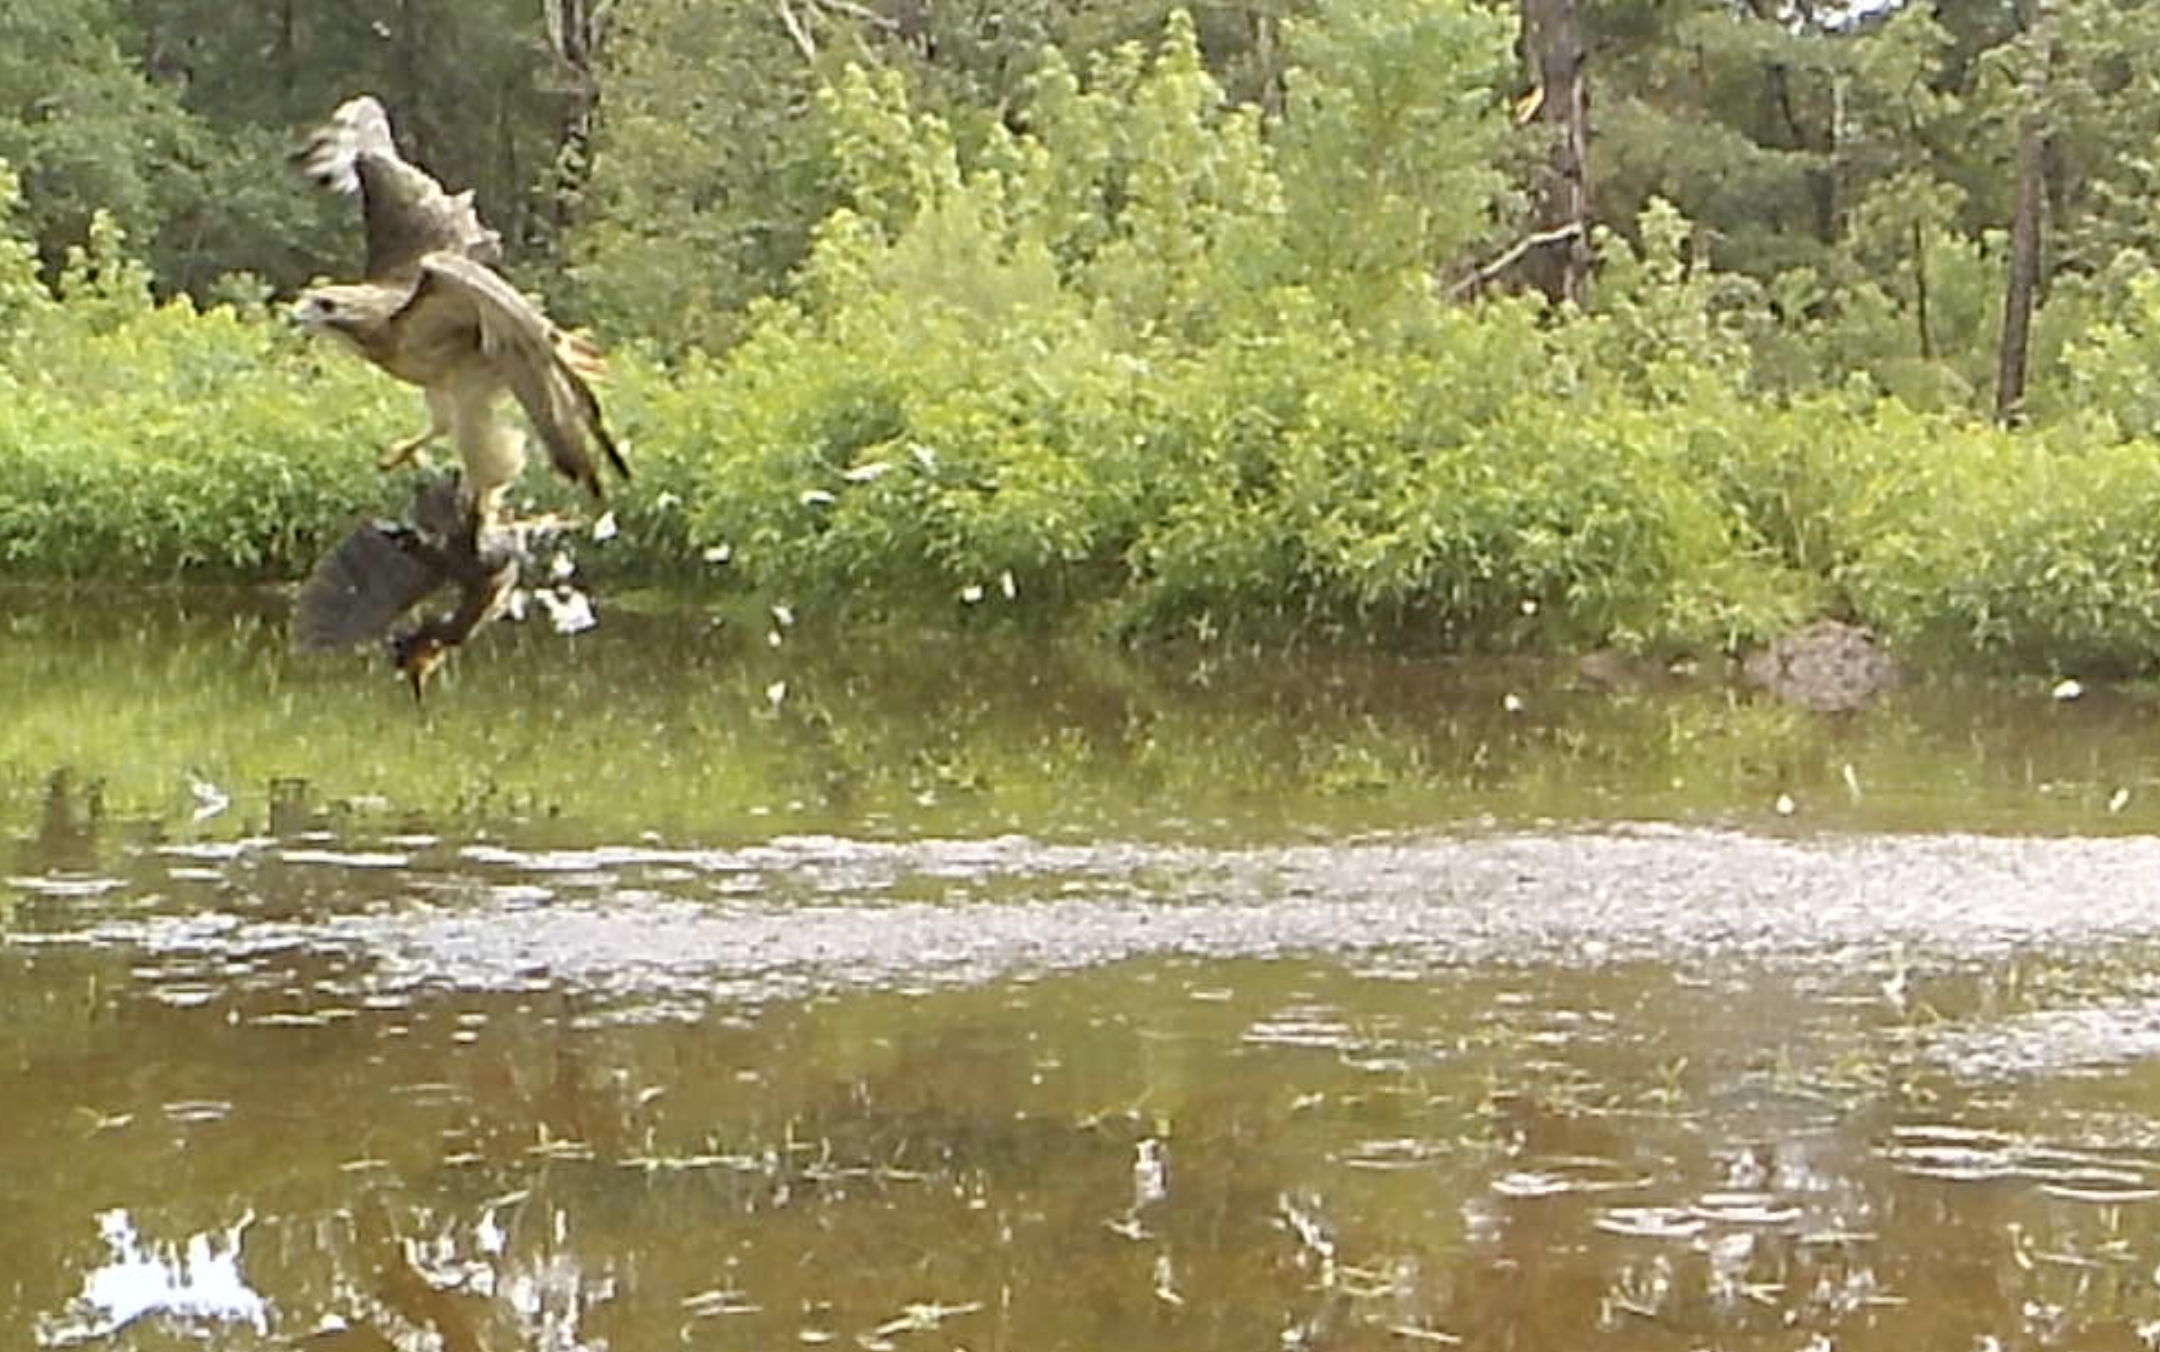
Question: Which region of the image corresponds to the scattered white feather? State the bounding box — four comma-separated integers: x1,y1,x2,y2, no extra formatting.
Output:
590,511,619,542
2052,678,2084,701
187,774,230,824
536,587,596,636
1132,1139,1168,1207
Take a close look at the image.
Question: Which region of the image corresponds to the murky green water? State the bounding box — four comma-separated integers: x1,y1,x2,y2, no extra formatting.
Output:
14,594,2160,1349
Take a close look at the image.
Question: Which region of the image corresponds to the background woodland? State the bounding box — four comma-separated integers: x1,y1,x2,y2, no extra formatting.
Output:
7,0,2160,673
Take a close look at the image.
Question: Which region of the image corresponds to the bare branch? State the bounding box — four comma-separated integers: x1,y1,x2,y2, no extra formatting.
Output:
775,0,818,62
1448,221,1588,300
808,0,901,33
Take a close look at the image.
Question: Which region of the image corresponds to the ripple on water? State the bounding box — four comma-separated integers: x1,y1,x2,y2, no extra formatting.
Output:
1338,1137,1456,1171
1242,1005,1353,1050
1883,1123,2160,1203
1493,1156,1651,1199
8,874,126,898
276,848,411,869
161,1100,231,1124
1595,1206,1709,1240
1690,1190,1803,1226
1884,1123,2023,1182
154,842,253,861
33,826,2160,1025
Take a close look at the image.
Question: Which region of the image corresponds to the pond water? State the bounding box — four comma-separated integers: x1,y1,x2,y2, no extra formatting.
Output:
12,594,2160,1350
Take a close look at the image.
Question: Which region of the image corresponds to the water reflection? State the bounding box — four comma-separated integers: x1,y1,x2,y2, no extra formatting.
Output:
5,826,2160,1347
9,589,2160,840
20,770,106,877
40,1210,268,1347
14,596,2160,1347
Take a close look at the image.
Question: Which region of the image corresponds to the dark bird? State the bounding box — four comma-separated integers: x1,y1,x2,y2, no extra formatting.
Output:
291,95,628,519
295,471,527,699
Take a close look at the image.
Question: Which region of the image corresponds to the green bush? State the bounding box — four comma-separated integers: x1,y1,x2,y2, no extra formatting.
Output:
1840,426,2160,675
19,7,2160,680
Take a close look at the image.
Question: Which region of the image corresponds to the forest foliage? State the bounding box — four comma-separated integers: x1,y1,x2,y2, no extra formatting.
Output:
9,0,2160,672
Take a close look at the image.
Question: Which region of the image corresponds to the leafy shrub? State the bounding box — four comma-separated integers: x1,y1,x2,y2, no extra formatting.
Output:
1840,425,2160,674
18,5,2160,680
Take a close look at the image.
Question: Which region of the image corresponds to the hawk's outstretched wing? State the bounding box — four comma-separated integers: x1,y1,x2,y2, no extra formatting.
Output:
297,95,499,280
398,253,631,502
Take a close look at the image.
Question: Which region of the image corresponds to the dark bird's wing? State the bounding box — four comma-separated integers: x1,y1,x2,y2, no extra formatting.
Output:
294,520,450,652
294,473,474,652
402,253,630,501
296,95,500,280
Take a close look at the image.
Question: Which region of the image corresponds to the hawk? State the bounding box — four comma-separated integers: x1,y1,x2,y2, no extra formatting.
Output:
291,95,628,518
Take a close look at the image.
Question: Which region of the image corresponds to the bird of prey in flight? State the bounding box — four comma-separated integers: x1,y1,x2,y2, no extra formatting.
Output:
291,95,628,520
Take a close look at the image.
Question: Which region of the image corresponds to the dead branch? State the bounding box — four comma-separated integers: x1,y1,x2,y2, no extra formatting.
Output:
775,0,818,62
1448,221,1588,300
808,0,901,33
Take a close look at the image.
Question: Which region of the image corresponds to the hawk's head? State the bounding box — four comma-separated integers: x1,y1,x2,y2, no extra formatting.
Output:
290,283,394,349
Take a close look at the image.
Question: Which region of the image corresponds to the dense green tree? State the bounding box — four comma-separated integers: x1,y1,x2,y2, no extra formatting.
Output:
568,0,836,354
119,0,580,297
0,0,195,279
1274,0,1516,319
567,0,1319,355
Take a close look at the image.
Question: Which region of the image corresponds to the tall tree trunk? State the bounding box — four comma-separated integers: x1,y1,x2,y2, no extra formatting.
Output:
1518,0,1591,308
1912,220,1934,362
1995,0,2054,426
1251,9,1284,121
545,0,611,234
277,0,297,98
396,0,426,145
